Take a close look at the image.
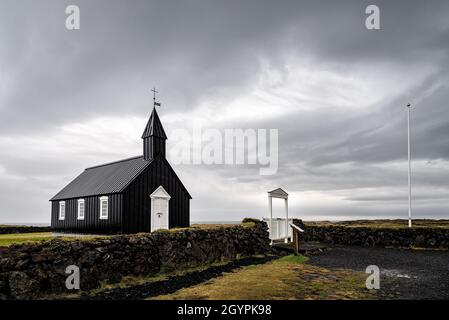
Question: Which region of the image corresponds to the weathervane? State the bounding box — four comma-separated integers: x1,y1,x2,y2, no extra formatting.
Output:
151,87,161,108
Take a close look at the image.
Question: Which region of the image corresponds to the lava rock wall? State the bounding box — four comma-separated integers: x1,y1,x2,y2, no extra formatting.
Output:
0,220,270,299
302,225,449,249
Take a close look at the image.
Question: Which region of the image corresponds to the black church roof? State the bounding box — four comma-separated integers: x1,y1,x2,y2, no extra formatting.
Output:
50,156,151,201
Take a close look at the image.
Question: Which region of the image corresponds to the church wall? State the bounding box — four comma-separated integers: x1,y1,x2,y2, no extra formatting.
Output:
50,193,123,234
122,157,190,233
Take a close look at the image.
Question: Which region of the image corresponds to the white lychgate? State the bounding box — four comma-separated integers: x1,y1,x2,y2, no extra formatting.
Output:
150,186,171,232
267,188,290,243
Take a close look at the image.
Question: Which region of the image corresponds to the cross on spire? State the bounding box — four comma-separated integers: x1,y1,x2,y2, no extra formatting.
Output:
151,87,161,108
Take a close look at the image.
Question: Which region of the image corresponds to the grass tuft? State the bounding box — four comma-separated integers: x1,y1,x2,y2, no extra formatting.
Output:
275,254,309,264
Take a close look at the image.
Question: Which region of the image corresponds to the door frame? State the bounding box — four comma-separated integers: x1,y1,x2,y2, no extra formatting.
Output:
150,185,171,232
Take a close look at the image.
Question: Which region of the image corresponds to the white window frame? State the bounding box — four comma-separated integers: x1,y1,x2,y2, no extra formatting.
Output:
99,196,109,220
59,201,66,220
77,199,85,220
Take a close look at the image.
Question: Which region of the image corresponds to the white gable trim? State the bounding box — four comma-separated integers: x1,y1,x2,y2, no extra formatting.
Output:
150,185,171,200
268,188,288,199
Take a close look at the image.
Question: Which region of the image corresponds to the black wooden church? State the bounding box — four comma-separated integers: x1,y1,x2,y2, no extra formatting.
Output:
50,98,191,234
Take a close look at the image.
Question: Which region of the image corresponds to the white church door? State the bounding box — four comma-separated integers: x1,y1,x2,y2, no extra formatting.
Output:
150,186,171,232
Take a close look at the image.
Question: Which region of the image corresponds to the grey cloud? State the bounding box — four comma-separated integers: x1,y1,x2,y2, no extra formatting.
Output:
3,0,449,133
1,0,449,222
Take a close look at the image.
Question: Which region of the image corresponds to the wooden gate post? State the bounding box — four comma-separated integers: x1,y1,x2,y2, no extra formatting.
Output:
290,223,304,255
293,228,300,255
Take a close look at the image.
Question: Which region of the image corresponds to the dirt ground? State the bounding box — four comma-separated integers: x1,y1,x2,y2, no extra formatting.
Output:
307,245,449,299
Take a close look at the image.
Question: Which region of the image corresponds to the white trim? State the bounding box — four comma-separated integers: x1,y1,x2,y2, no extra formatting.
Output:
58,201,66,220
268,188,288,199
77,199,85,220
150,185,171,200
99,196,108,220
290,223,304,233
150,186,170,231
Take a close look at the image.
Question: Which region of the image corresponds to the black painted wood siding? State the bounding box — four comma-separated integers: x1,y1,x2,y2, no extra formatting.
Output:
51,194,122,234
143,136,166,160
122,157,190,233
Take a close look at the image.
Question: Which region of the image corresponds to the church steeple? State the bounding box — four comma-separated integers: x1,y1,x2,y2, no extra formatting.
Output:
142,89,167,161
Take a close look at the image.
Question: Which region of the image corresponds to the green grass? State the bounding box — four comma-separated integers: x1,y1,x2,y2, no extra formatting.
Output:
0,232,54,247
275,254,309,264
0,232,111,247
152,222,254,234
151,255,375,300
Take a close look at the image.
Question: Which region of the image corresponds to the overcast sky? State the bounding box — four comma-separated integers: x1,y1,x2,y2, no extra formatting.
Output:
1,0,449,224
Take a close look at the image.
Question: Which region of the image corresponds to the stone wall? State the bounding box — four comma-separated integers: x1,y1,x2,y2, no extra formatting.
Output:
0,220,270,299
302,224,449,249
0,226,51,234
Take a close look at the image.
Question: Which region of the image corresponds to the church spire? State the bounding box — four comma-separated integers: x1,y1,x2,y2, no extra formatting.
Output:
142,88,167,161
141,107,167,140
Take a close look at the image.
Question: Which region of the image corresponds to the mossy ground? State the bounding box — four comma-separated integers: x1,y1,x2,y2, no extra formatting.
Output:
305,219,449,229
0,222,250,247
150,255,375,300
158,222,253,233
0,232,109,247
0,232,54,247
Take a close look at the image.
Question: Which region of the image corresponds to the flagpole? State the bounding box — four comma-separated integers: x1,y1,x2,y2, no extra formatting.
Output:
407,103,412,228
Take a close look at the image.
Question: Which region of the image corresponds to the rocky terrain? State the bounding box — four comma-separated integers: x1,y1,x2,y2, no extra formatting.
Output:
0,219,270,299
308,245,449,299
302,223,449,248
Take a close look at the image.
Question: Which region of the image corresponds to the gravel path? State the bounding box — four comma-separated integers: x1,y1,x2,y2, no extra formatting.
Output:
307,245,449,300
